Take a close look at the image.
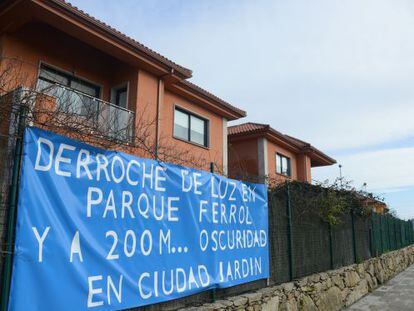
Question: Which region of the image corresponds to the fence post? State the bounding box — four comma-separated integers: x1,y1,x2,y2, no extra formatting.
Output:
394,218,398,251
372,213,379,257
351,208,358,263
0,90,27,311
329,223,334,269
368,213,374,258
387,216,391,251
286,181,294,281
379,215,384,255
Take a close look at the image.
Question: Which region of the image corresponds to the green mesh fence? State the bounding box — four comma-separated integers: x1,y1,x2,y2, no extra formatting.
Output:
268,183,414,287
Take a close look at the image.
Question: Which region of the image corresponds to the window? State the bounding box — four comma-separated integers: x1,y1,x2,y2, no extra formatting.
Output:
276,153,291,177
38,64,100,98
37,64,101,116
115,87,128,109
173,107,208,147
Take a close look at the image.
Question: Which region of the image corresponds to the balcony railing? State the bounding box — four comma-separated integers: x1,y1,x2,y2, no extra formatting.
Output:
37,83,135,142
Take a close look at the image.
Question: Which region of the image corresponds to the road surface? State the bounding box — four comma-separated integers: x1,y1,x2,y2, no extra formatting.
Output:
348,264,414,310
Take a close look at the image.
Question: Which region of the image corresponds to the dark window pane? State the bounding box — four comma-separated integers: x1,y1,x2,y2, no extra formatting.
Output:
116,88,128,109
39,67,69,86
37,65,101,117
276,154,282,174
174,108,208,147
281,157,288,175
37,79,54,93
71,80,99,98
286,158,291,176
190,115,205,145
39,65,100,98
276,153,291,176
174,109,189,140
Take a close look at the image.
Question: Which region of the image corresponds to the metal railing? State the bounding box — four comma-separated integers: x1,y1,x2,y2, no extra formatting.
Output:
37,83,135,142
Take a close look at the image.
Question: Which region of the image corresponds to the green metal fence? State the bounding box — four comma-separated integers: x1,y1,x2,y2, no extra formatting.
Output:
268,183,414,285
371,212,414,256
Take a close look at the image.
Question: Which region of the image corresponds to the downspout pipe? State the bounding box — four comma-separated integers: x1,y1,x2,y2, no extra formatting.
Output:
155,78,161,159
155,69,174,160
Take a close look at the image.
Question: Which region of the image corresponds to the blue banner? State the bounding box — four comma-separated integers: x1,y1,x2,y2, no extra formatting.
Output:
8,127,269,311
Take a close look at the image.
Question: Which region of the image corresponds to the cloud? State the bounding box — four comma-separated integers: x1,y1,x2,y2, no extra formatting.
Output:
69,0,414,152
312,147,414,191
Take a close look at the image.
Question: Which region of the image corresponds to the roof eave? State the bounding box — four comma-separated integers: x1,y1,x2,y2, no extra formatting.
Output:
228,127,302,152
306,148,337,167
0,0,193,79
43,0,193,78
167,81,246,120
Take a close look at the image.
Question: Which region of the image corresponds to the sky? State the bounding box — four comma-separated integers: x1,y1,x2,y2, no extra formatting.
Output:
69,0,414,219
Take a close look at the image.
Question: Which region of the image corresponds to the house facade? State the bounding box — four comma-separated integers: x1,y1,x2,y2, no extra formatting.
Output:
228,123,336,182
0,0,245,173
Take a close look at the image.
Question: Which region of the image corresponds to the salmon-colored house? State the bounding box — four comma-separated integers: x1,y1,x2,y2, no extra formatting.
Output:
228,123,336,182
0,0,245,173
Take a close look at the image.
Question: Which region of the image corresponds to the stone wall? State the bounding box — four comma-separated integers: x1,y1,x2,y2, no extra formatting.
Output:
181,245,414,311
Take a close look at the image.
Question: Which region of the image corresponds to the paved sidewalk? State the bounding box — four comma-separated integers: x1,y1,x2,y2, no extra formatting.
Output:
347,264,414,310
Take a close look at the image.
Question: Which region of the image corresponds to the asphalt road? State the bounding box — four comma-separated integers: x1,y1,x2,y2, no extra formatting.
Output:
347,264,414,310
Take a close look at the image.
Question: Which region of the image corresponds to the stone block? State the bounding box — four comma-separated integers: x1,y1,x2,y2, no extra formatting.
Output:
345,279,368,307
332,274,344,289
280,298,298,311
320,273,328,280
229,296,248,307
258,287,278,298
243,292,263,303
344,271,360,287
214,299,234,307
298,295,317,311
283,282,295,293
308,274,320,283
262,296,280,311
365,273,375,291
376,269,386,284
312,282,323,293
296,277,308,287
316,286,343,311
356,264,365,276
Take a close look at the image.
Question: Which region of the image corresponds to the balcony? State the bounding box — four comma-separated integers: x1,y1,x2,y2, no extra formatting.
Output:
36,83,135,143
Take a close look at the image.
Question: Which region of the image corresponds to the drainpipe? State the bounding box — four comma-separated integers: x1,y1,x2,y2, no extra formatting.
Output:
155,78,161,159
155,69,172,160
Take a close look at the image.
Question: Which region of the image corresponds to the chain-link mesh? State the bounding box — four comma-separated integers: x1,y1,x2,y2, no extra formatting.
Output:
354,215,372,262
332,212,355,268
292,206,331,279
266,183,414,290
268,192,290,285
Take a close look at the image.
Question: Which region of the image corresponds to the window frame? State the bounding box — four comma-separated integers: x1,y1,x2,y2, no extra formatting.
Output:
276,152,291,177
173,106,209,148
37,63,101,99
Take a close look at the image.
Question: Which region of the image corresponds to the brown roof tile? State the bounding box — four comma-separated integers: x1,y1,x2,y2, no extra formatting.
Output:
180,80,246,118
228,122,336,166
228,122,268,135
51,0,192,77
